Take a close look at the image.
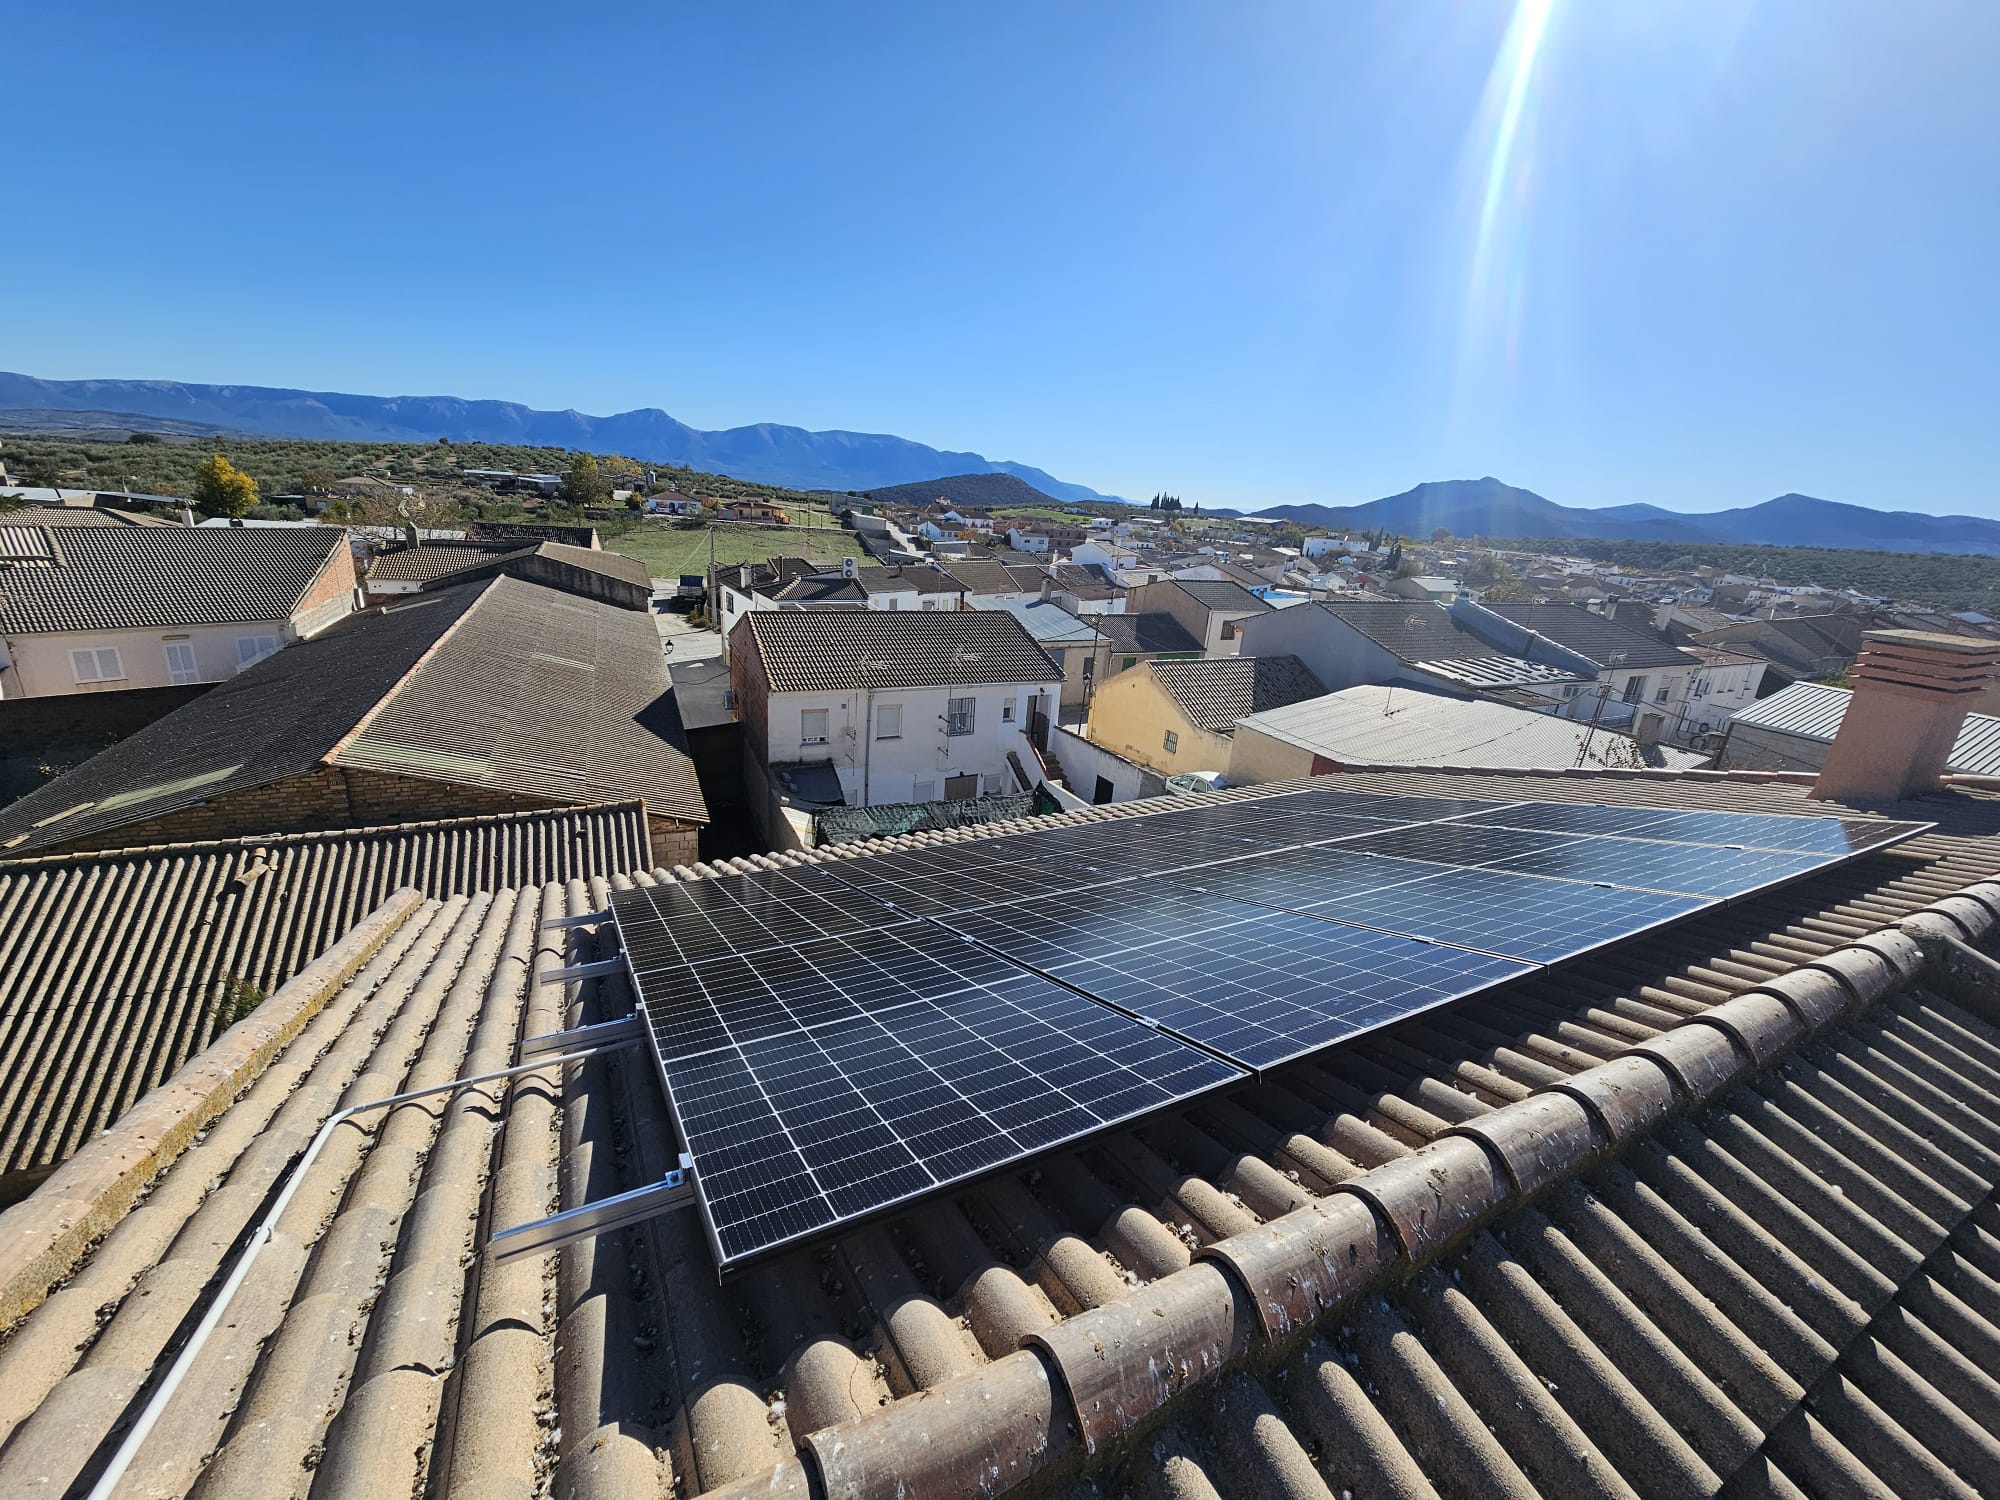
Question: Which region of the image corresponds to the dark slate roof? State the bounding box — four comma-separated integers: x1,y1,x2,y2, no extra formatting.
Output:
854,564,965,596
1173,577,1272,614
401,539,654,595
0,804,653,1182
1315,598,1518,664
366,541,518,584
0,526,348,635
738,609,1063,692
0,577,705,855
0,505,173,527
1091,610,1205,655
1147,654,1323,732
1488,602,1699,670
768,575,867,603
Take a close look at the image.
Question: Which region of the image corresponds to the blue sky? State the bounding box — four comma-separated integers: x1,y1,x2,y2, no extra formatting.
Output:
6,2,1997,514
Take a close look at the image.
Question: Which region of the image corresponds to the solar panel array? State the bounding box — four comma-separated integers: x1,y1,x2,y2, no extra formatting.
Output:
610,788,1930,1269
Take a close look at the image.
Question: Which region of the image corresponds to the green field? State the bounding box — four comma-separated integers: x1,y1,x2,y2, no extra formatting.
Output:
599,519,863,578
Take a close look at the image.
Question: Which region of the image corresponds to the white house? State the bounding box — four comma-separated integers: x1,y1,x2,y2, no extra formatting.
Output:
0,525,359,697
1006,527,1052,554
729,610,1063,809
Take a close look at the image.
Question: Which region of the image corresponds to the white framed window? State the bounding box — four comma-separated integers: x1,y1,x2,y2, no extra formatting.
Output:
1163,729,1179,754
801,708,829,745
876,703,902,740
946,697,975,736
235,634,280,671
1001,697,1016,723
70,647,124,684
1621,675,1647,704
163,641,200,685
984,774,1006,795
1655,679,1671,703
912,779,936,802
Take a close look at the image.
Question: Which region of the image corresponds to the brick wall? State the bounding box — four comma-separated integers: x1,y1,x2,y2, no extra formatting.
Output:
289,543,360,637
36,764,703,863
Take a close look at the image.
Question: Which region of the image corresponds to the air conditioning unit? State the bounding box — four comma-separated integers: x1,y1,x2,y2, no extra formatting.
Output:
842,556,858,579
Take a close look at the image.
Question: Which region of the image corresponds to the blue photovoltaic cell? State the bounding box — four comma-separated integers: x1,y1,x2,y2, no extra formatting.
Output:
614,789,1933,1270
1452,802,1931,856
611,901,1244,1267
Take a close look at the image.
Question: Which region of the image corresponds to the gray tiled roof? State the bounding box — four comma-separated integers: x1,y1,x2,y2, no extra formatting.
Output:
854,563,965,596
0,505,174,527
0,576,705,855
365,541,519,583
1314,598,1509,663
1488,602,1699,670
1147,654,1323,732
386,539,654,595
1172,577,1272,614
1091,610,1204,655
738,609,1063,692
0,804,653,1182
0,526,348,635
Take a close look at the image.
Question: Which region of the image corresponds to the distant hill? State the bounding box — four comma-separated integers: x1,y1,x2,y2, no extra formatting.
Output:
0,373,1123,504
1255,477,2000,556
0,407,245,440
861,472,1068,511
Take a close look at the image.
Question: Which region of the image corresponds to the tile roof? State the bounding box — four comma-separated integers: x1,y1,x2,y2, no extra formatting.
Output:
1091,610,1204,654
1171,577,1273,613
0,804,652,1184
0,577,705,854
933,558,1024,596
0,505,175,527
1731,680,2000,776
1315,598,1521,664
1489,602,1701,670
1049,562,1121,597
5,769,2000,1499
854,563,966,596
737,609,1063,692
0,525,348,635
767,575,867,602
1238,683,1709,770
365,541,519,583
1147,653,1324,732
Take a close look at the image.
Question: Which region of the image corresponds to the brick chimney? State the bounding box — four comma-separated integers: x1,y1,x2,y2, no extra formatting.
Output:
1811,629,2000,801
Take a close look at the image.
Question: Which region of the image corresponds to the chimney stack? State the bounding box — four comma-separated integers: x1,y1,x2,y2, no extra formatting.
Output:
1811,629,2000,801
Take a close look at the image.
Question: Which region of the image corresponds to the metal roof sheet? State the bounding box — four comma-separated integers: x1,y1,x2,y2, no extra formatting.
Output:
1730,679,2000,774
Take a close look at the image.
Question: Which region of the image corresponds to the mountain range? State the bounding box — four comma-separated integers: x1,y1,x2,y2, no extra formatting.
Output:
4,375,1993,555
0,373,1120,504
1252,478,2000,557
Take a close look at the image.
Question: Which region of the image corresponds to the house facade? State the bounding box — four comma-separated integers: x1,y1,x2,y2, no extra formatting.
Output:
0,526,359,697
1087,655,1322,776
1125,577,1272,657
728,610,1062,810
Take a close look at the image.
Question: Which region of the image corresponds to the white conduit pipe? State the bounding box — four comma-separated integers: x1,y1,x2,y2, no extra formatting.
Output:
87,1037,637,1500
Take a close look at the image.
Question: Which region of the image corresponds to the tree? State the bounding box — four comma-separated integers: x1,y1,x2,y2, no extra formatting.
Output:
1480,576,1537,602
126,431,162,445
191,454,260,517
298,466,336,498
1431,526,1452,542
16,455,64,489
559,453,611,507
1385,540,1404,572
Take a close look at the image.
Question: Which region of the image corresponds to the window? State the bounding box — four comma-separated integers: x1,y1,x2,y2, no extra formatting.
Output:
1121,656,1137,672
876,703,902,739
1163,730,1180,754
946,696,975,736
235,635,280,671
1220,620,1236,641
163,641,200,685
912,779,936,802
984,774,1006,795
1621,675,1647,704
1655,679,1671,703
70,647,124,684
801,708,828,745
1001,697,1016,723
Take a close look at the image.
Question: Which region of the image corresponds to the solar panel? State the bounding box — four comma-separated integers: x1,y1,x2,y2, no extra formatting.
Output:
612,790,1933,1271
611,904,1245,1267
1450,802,1932,856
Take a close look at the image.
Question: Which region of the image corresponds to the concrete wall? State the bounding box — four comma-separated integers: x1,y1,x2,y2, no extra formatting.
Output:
755,680,1056,806
1045,724,1168,804
1716,720,1830,774
1236,607,1403,694
1086,667,1233,775
1228,723,1322,784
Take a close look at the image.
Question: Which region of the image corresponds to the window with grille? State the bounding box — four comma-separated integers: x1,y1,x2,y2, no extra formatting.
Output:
946,697,975,736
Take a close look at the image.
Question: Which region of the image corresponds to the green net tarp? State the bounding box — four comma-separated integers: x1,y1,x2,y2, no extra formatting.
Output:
813,788,1060,847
